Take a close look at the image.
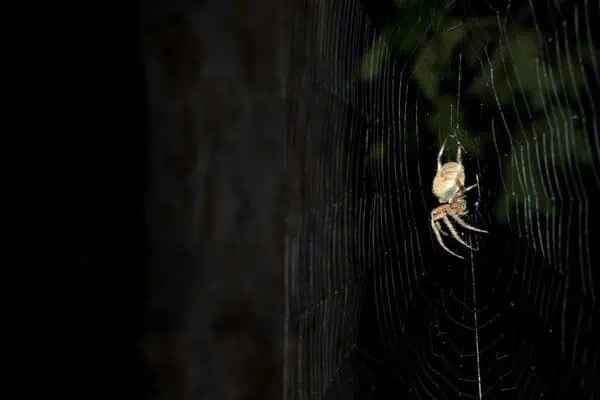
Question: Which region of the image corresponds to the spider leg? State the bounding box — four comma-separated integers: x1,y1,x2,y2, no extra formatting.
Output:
463,183,478,193
450,214,488,234
442,214,476,251
435,221,449,236
437,139,447,170
446,217,481,250
456,145,462,164
431,218,464,259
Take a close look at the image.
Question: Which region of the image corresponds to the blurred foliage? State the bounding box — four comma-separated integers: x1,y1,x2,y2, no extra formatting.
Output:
361,35,388,81
358,0,597,224
387,0,445,52
495,109,595,222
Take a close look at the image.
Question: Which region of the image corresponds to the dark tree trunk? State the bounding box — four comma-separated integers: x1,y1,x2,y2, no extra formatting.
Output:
138,1,289,399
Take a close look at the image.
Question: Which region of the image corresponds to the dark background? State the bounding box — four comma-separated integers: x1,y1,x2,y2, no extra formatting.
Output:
61,0,598,399
62,0,286,398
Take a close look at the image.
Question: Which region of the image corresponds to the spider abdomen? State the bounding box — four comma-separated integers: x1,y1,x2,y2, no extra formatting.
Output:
432,162,465,203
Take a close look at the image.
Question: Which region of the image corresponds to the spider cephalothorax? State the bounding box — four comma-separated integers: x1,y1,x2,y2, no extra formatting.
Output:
431,140,488,259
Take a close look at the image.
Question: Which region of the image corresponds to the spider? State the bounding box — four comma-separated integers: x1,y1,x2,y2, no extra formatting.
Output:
431,140,488,259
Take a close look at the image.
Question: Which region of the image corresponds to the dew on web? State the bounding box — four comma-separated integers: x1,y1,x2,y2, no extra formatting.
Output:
285,0,599,399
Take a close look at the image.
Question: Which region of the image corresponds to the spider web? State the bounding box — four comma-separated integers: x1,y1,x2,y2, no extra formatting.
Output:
284,0,600,399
